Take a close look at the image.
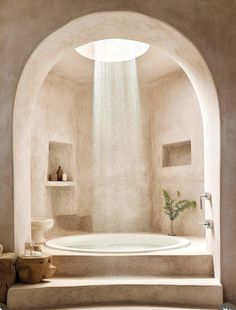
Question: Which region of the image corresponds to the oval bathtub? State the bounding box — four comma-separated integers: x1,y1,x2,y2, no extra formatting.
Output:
46,233,190,254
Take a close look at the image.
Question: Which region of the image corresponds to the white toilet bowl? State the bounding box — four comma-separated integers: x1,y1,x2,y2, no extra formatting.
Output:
31,218,54,244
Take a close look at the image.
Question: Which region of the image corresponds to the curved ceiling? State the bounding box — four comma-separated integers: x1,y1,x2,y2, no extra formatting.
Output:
51,45,180,85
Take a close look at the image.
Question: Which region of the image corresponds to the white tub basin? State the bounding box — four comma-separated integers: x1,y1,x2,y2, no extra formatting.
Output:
46,233,190,254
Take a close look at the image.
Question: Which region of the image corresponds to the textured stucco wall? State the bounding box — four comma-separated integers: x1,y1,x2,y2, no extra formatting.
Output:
31,75,95,233
31,69,203,236
31,73,79,220
76,85,94,218
0,0,236,302
150,70,204,236
31,75,152,233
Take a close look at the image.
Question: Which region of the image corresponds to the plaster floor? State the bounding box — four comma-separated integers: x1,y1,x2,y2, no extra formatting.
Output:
37,307,216,310
9,236,219,310
13,276,220,286
8,276,222,309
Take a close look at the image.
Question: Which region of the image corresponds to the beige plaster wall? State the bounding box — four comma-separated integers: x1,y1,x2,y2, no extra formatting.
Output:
150,71,204,236
31,75,152,233
76,85,94,219
31,68,203,235
31,73,79,220
1,0,236,302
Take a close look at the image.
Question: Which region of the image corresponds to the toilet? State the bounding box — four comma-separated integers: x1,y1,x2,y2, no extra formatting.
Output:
31,218,54,244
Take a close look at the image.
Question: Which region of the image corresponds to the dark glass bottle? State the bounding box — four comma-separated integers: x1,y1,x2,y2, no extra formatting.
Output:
56,166,63,181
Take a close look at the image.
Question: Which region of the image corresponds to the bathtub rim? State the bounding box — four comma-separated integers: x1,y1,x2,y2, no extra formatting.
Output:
45,233,190,254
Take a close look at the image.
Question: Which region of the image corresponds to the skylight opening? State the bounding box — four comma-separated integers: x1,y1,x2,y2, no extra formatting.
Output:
75,39,150,62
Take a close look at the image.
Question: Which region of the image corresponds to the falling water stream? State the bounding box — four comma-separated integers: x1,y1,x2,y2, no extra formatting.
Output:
92,41,150,232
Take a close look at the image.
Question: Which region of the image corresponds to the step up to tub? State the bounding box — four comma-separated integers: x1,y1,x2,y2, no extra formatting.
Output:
52,254,213,277
7,276,223,310
31,306,218,310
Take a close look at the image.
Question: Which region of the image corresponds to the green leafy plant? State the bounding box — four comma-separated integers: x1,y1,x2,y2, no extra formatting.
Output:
162,190,196,235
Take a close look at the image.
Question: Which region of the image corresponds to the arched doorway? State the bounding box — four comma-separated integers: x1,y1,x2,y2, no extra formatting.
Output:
13,11,220,277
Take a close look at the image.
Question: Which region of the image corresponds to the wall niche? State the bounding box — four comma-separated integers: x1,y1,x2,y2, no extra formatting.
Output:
48,141,74,182
47,141,76,215
162,140,191,167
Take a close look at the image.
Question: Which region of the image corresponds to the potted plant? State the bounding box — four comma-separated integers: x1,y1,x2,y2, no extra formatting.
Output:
162,190,196,236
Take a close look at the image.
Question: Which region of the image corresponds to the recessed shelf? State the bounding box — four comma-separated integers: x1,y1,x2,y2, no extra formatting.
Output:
46,181,75,187
48,141,74,181
162,140,191,167
47,141,76,216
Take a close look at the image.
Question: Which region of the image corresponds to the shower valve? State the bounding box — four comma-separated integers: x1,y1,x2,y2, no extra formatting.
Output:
197,219,214,229
200,192,211,209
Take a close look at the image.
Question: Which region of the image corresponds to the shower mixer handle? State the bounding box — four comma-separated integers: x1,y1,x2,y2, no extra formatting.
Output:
197,219,214,229
200,192,211,209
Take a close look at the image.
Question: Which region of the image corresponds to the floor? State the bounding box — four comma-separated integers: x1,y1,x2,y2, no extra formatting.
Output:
8,276,222,309
38,307,216,310
8,236,221,310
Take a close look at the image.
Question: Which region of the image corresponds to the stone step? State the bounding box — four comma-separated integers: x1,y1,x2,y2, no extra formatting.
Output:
7,276,222,310
52,254,213,277
32,306,217,310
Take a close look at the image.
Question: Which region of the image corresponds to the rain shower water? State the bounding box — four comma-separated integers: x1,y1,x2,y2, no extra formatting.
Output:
93,58,150,232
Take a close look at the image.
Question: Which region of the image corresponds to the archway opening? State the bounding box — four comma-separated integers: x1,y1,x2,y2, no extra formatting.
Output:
13,11,220,277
